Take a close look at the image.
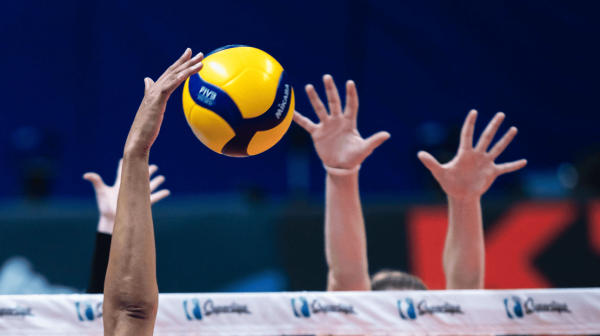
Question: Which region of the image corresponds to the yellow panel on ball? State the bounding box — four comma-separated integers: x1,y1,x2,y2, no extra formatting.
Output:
247,90,295,156
222,66,279,119
188,105,236,154
182,77,196,120
200,48,246,87
241,47,283,77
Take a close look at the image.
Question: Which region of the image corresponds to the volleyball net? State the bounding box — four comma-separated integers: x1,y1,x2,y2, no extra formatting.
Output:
1,288,599,335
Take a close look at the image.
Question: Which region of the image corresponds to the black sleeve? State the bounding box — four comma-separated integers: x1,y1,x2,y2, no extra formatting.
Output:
86,232,112,294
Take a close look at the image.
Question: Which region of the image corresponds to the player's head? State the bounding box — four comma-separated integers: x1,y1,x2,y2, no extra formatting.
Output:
371,269,427,291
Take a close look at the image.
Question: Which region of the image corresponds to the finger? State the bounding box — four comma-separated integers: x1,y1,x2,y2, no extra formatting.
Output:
176,52,204,75
293,111,318,133
344,80,359,120
115,159,124,186
151,189,171,204
323,75,343,117
148,164,159,177
161,62,202,95
488,126,518,159
149,175,165,193
176,61,203,81
364,131,391,153
168,48,192,74
83,173,106,190
496,159,527,175
305,84,329,122
460,110,478,150
475,112,505,152
417,151,443,176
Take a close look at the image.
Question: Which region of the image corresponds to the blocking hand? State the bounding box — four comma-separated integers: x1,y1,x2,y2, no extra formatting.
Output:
84,159,170,234
125,48,203,157
418,110,527,201
293,75,390,170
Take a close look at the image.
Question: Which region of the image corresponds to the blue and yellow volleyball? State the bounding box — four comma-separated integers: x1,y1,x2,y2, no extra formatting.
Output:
182,45,294,157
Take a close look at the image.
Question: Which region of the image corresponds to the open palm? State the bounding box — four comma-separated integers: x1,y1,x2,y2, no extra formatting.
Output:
83,159,170,233
293,75,390,169
418,110,527,201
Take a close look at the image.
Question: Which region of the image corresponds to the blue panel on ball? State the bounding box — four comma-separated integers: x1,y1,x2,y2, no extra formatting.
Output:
255,70,293,131
188,73,243,129
188,70,293,157
221,71,293,157
205,44,250,58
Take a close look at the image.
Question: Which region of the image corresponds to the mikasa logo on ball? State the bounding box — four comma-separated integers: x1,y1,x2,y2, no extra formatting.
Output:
197,86,217,106
276,84,290,119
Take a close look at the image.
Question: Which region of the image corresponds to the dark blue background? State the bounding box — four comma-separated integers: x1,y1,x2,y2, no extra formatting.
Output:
1,0,598,198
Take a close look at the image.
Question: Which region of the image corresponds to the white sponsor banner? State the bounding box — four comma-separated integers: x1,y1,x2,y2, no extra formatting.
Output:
0,289,599,335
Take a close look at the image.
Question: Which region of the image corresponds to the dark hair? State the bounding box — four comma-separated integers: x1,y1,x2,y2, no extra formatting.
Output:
370,269,427,291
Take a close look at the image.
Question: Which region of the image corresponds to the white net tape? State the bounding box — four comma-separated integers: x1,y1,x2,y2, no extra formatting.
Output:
1,289,599,335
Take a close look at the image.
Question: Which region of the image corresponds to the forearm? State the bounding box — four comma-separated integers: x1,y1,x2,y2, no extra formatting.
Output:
443,197,485,289
104,153,158,333
325,172,370,291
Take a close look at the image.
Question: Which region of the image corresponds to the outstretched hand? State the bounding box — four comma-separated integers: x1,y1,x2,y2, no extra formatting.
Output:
418,110,527,201
125,48,203,157
293,75,390,170
84,159,170,234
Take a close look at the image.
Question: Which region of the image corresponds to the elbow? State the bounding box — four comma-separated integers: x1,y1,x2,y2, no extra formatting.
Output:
121,302,159,320
105,289,159,321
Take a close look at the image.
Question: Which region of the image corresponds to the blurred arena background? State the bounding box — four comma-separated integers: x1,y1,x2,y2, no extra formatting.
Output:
0,0,599,294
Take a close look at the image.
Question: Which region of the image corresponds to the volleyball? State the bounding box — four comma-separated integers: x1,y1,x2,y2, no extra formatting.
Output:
182,45,294,157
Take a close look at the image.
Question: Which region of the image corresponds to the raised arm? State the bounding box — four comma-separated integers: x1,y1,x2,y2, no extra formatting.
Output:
294,75,390,291
418,110,527,289
103,48,202,336
83,159,170,294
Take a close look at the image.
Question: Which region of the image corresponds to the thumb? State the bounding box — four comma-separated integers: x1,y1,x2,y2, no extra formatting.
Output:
83,173,106,190
417,151,442,176
144,77,154,93
364,131,391,153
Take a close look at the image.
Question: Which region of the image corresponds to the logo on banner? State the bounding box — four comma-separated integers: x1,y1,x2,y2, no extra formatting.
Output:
397,298,463,320
75,301,103,321
503,296,571,319
290,296,355,318
183,298,251,321
0,306,33,318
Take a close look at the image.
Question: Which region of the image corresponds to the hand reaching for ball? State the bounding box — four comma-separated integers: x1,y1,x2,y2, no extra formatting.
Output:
293,75,390,170
418,110,527,201
124,48,203,158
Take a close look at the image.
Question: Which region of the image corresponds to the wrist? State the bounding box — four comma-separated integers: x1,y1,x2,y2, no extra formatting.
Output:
447,194,481,206
324,164,361,176
325,165,359,186
97,215,115,235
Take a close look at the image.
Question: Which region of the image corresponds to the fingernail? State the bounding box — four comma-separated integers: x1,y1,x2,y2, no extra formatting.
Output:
194,52,203,60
